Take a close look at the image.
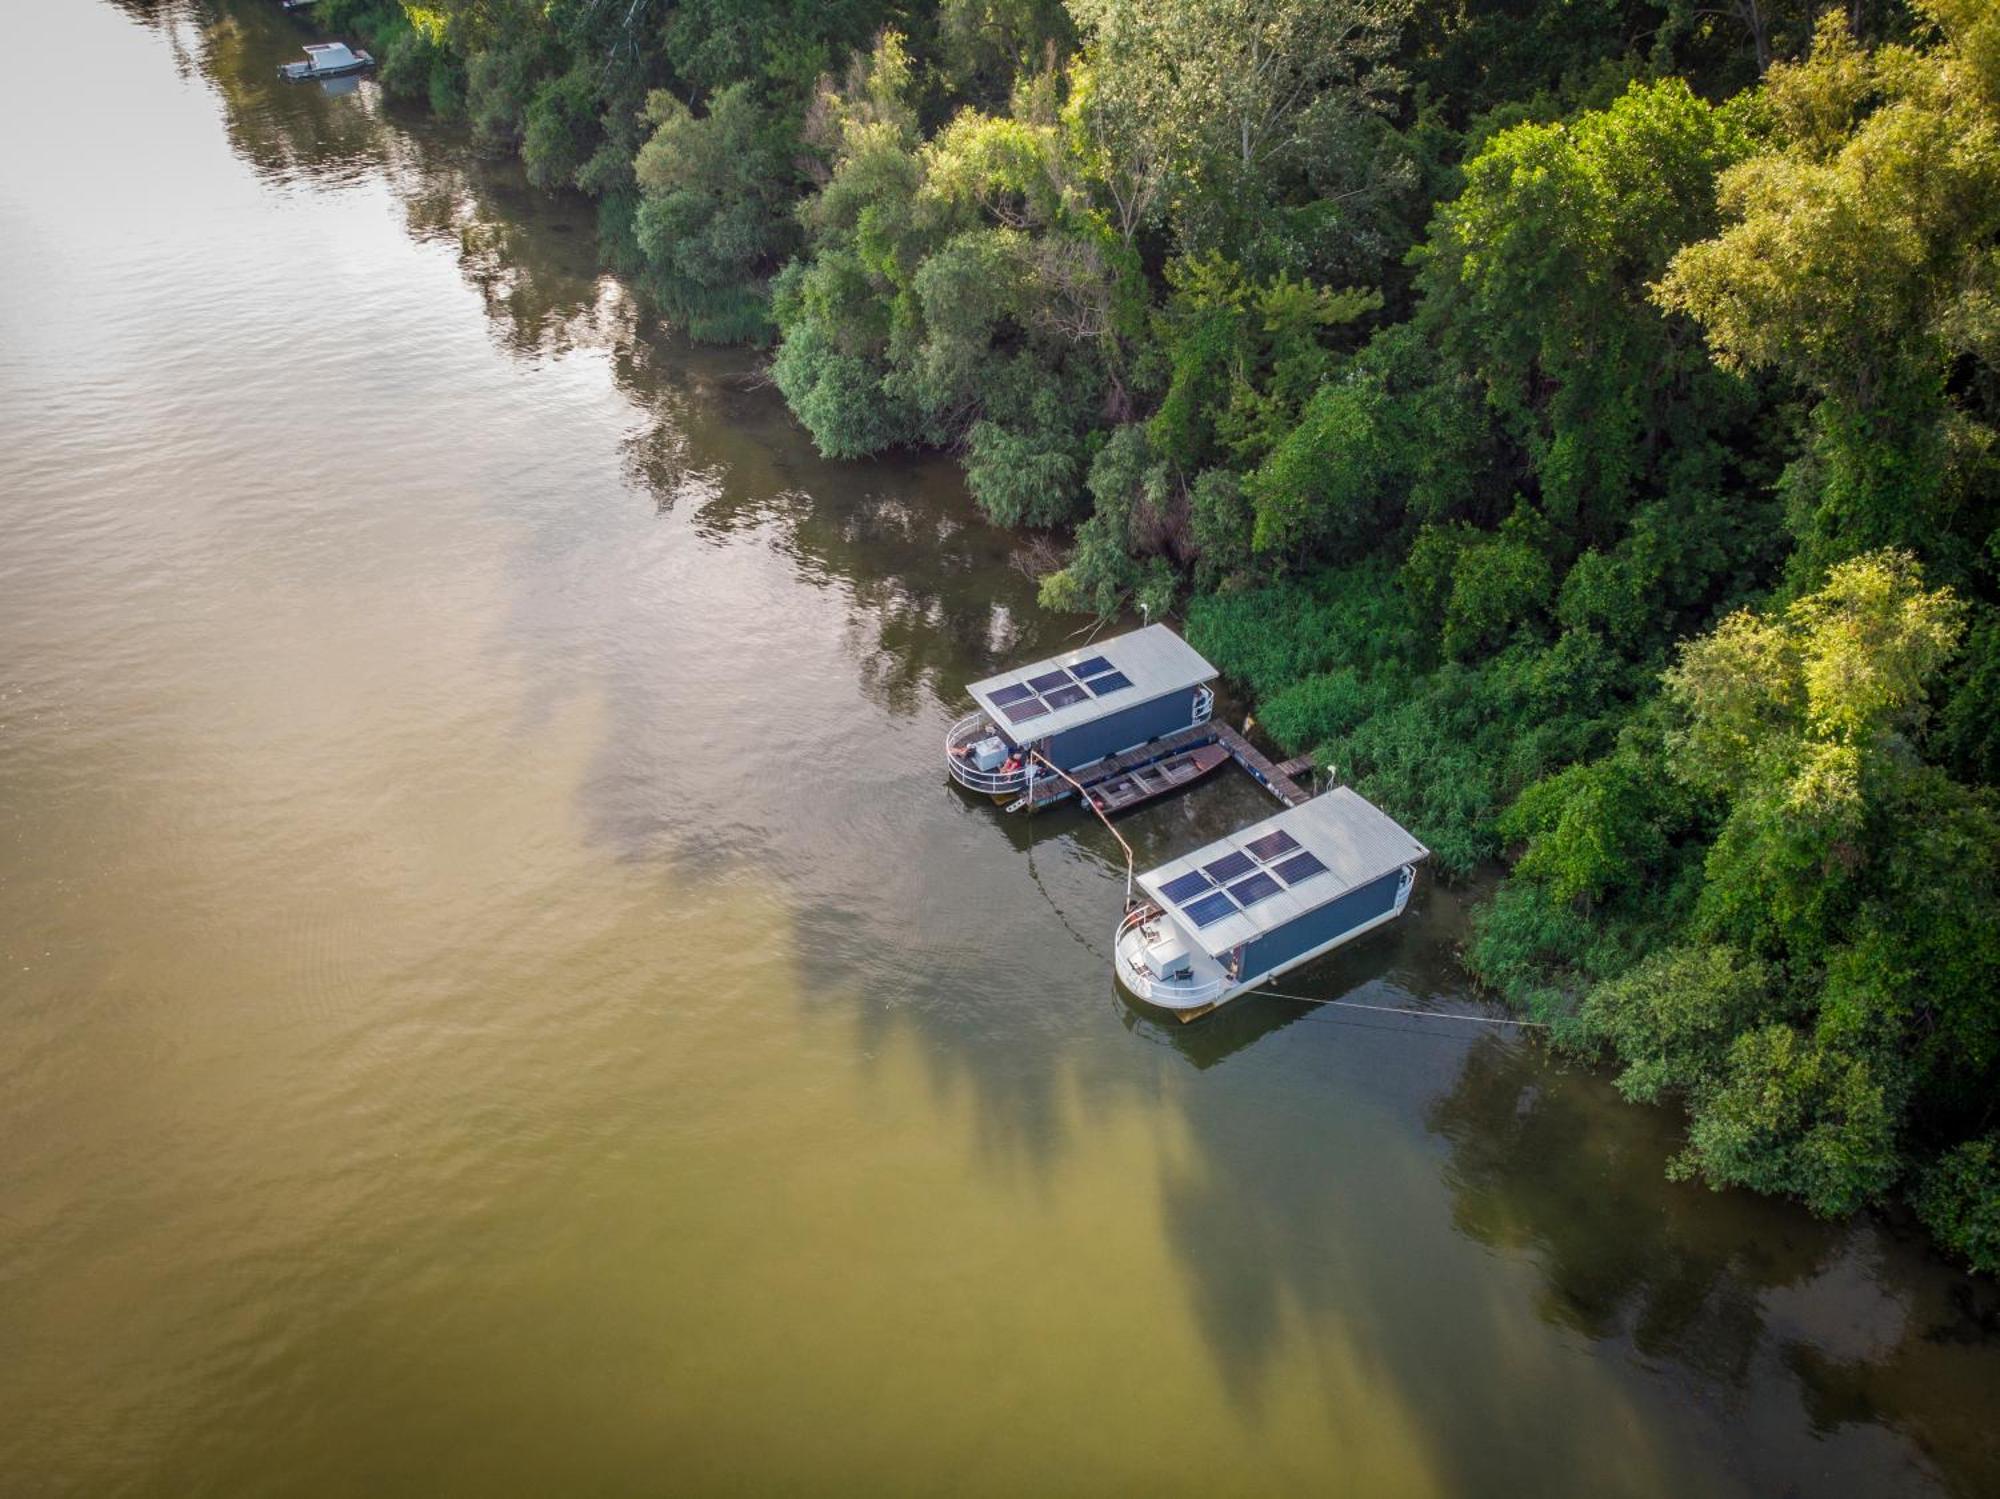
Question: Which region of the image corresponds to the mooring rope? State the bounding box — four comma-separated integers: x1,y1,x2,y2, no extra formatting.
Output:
1029,750,1139,905
1247,987,1548,1028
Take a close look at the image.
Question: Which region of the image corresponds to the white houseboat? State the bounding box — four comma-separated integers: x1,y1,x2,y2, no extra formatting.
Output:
1116,788,1429,1020
278,42,374,80
945,624,1217,803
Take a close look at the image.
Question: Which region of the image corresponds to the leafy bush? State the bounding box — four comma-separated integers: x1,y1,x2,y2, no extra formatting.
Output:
1917,1136,2000,1276
770,321,909,457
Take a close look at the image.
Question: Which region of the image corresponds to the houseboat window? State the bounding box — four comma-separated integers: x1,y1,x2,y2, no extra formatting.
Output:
1245,829,1301,862
1227,871,1284,907
1183,891,1239,928
1084,671,1133,696
1271,851,1328,885
1158,870,1213,904
1203,850,1255,884
988,682,1035,706
1027,669,1074,693
1070,656,1115,678
1001,698,1051,724
1041,683,1090,709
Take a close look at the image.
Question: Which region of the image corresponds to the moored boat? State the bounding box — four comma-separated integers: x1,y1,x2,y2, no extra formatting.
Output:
945,624,1217,806
1115,787,1428,1021
278,42,374,80
1086,742,1229,816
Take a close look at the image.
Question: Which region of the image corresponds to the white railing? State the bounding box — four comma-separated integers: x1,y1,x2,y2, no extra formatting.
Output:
1393,862,1416,914
1193,685,1214,725
1115,905,1230,1008
944,711,1033,794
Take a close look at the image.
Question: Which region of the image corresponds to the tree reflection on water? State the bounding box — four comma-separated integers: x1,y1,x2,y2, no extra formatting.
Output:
1434,1035,2000,1494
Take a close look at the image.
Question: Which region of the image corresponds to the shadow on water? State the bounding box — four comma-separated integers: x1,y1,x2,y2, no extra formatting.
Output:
167,6,2000,1492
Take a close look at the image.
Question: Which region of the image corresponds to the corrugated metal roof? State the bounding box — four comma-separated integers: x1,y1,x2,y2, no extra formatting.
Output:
966,624,1217,745
1137,788,1429,958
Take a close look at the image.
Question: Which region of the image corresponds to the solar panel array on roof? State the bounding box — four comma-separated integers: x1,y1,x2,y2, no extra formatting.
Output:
1137,788,1430,957
963,625,1218,744
1152,814,1341,933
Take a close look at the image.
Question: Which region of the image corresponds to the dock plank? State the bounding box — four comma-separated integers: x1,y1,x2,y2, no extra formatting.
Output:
1212,723,1311,807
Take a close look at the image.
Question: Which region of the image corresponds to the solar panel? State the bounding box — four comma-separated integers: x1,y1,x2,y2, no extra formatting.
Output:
1041,683,1090,709
1227,871,1283,907
1245,829,1301,862
1001,698,1051,724
1202,850,1255,884
1183,891,1239,928
1271,851,1328,885
1086,671,1133,695
988,683,1035,706
1027,669,1073,693
1070,656,1115,678
1159,870,1213,904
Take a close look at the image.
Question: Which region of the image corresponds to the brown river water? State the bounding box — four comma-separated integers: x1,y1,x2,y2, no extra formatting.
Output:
2,4,1997,1494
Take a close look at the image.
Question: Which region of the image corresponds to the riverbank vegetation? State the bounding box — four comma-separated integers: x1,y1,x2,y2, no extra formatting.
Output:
318,0,2000,1270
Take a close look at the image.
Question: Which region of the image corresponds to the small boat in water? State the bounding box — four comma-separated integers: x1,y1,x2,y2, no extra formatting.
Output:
1086,743,1228,816
278,42,374,80
1115,787,1429,1021
945,624,1218,806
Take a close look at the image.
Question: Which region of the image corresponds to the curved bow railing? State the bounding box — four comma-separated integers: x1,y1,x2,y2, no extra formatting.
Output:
1115,905,1229,1008
943,711,1033,794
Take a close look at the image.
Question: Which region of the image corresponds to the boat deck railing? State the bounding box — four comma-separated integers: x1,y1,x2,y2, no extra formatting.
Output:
944,711,1033,794
1116,905,1231,1008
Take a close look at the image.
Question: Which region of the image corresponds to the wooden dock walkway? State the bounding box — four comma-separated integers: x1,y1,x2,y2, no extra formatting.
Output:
1212,723,1312,807
1012,721,1312,813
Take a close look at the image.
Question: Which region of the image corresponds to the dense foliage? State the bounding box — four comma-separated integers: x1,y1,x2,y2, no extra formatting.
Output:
331,0,2000,1268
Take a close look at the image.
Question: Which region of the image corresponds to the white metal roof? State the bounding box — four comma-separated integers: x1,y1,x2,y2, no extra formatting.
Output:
306,42,358,66
966,624,1216,744
1137,788,1429,957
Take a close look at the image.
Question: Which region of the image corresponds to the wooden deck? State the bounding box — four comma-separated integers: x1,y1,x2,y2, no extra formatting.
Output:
1011,721,1312,813
1212,723,1312,807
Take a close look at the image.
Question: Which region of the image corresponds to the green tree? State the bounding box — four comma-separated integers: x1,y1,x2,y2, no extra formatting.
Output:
1657,2,2000,577
634,84,802,340
1420,77,1755,540
1916,1135,2000,1274
1068,0,1415,275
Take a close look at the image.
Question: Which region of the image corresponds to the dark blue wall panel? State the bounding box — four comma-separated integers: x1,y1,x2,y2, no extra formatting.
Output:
1039,688,1200,768
1238,868,1403,978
